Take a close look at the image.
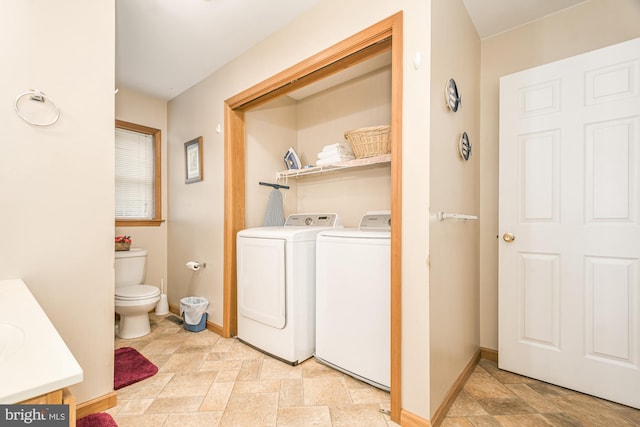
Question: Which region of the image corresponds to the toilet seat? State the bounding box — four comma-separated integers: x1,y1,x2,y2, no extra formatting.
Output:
115,285,160,301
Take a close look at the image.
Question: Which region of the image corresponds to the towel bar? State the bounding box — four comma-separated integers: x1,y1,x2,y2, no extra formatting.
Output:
438,212,478,221
259,181,289,190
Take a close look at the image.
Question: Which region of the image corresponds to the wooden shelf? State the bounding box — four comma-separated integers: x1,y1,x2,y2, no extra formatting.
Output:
276,154,391,179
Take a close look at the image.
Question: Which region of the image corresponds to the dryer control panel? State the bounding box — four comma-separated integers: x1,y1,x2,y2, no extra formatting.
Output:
359,213,391,230
285,213,342,227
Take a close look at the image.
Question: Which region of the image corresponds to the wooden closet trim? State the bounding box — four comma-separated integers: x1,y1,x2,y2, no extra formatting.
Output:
223,12,403,422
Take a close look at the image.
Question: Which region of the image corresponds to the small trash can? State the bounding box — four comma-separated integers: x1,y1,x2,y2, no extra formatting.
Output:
180,297,209,332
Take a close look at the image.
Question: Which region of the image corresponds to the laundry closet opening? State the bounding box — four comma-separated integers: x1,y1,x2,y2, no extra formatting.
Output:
245,51,392,228
222,12,403,420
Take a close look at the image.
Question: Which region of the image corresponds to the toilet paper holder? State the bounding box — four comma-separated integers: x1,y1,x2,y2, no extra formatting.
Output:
185,261,206,271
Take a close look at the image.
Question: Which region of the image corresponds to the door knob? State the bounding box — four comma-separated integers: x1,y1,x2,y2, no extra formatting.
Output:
503,232,515,243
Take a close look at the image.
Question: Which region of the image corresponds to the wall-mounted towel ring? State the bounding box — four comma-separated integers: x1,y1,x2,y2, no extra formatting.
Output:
15,89,60,126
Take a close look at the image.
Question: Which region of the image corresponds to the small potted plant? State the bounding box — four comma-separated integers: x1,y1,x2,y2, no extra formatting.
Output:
115,235,132,251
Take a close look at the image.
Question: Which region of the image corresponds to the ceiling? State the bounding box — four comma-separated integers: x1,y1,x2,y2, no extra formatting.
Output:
116,0,588,101
462,0,587,39
115,0,321,100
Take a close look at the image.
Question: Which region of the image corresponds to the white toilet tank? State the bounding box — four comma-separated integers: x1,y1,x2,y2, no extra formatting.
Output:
115,248,147,288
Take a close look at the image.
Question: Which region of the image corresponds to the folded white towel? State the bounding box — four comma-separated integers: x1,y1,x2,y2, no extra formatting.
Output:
316,154,354,166
317,147,352,159
321,143,341,151
322,140,352,152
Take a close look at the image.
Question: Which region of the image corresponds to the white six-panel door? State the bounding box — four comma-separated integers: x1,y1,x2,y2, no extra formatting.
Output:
499,38,640,409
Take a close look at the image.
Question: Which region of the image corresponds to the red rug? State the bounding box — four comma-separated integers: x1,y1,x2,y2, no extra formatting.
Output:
77,412,118,427
114,347,158,390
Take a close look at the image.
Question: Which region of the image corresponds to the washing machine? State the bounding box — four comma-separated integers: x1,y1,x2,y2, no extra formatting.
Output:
315,212,391,390
236,213,342,365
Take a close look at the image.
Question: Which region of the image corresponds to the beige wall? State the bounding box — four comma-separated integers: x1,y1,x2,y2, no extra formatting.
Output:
479,0,640,350
429,0,481,415
0,0,115,403
168,0,433,419
245,97,299,228
115,88,169,288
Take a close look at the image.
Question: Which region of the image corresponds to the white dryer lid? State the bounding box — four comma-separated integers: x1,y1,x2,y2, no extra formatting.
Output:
237,226,343,241
115,285,160,300
237,213,344,241
318,229,390,240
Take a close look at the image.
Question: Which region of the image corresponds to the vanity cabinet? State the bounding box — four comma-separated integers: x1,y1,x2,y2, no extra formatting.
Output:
0,279,83,427
19,388,76,427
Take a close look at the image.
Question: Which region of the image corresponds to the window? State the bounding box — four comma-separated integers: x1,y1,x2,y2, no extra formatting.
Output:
115,120,162,226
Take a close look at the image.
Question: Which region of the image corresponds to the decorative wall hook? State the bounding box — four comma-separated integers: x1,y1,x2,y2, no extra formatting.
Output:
445,78,462,112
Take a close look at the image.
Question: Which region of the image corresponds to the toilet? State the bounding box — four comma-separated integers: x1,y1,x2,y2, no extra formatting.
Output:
114,248,161,339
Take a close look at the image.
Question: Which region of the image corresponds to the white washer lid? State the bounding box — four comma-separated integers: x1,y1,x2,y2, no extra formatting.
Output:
115,285,160,300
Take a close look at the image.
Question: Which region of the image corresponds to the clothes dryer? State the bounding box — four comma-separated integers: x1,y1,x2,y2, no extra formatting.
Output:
236,213,342,365
315,213,391,390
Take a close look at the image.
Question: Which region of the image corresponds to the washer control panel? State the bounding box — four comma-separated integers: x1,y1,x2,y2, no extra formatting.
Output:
285,213,342,227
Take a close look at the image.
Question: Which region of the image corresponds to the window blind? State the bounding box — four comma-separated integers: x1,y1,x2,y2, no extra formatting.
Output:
115,128,154,219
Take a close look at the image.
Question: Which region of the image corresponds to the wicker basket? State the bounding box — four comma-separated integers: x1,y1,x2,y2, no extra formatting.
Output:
344,125,391,158
115,241,131,251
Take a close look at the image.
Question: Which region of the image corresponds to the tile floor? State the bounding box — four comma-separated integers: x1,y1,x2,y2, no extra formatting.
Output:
108,314,640,426
442,360,640,427
108,313,397,426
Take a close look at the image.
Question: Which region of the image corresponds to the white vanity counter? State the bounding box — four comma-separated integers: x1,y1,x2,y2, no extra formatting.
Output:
0,279,83,403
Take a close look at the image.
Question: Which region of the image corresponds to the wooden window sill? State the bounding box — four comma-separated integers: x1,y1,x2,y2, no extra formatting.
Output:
116,219,165,227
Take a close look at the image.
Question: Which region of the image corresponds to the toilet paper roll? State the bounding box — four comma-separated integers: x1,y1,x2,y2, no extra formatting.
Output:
185,261,200,271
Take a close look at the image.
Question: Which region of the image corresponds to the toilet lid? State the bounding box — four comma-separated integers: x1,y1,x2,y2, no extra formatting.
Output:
115,285,160,300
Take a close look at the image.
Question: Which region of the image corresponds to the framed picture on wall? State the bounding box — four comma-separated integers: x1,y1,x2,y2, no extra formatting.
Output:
185,136,203,184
